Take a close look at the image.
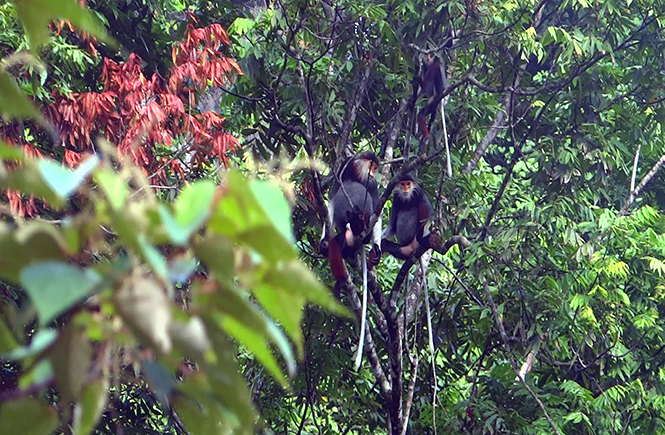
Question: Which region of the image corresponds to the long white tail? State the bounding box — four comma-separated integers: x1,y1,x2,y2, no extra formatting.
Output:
354,249,369,370
440,99,452,178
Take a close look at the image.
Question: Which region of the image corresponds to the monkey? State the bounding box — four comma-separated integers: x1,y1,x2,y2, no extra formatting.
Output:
320,151,382,278
381,173,434,260
319,151,382,370
382,173,438,389
414,56,447,140
412,55,453,177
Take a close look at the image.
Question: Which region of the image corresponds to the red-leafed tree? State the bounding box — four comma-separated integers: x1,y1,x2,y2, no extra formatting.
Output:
2,17,241,215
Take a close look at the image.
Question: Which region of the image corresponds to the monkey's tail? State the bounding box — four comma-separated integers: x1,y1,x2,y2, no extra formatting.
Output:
440,98,452,179
421,255,438,434
354,248,369,370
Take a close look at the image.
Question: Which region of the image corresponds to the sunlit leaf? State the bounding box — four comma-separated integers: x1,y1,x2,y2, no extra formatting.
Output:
37,155,98,200
3,328,57,360
249,179,295,245
94,169,128,211
12,0,109,51
74,376,109,435
20,261,101,325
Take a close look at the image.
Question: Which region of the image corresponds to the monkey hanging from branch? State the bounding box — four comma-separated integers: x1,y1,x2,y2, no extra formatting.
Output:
412,55,453,178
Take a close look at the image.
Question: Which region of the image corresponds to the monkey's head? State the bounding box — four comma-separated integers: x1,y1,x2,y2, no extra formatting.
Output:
396,173,419,201
354,151,379,182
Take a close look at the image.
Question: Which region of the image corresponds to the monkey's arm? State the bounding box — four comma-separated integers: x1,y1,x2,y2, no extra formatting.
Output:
381,204,397,240
419,194,434,224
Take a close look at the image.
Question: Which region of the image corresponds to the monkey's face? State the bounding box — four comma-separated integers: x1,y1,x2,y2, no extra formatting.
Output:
368,160,378,176
399,180,414,199
356,157,378,181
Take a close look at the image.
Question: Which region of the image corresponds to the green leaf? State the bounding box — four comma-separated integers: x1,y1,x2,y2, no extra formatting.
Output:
209,171,296,261
252,283,304,357
238,226,296,262
175,180,217,232
19,359,53,389
94,169,128,211
194,234,235,278
212,312,289,388
3,328,57,360
160,180,217,246
199,282,295,382
75,377,109,435
172,393,235,435
250,178,295,245
37,155,99,200
0,317,18,353
0,397,58,435
262,260,350,318
20,261,101,325
0,140,25,161
0,162,64,207
0,70,42,121
49,322,92,401
12,0,109,51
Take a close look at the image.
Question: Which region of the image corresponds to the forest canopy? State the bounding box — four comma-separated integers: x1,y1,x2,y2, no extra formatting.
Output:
1,0,665,434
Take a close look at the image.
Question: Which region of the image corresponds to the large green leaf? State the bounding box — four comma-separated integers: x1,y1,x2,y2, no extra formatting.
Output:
0,222,69,284
0,162,64,208
3,328,57,360
197,282,295,384
37,155,98,200
74,376,109,435
0,70,42,121
262,260,350,317
20,261,101,325
12,0,109,51
0,397,58,435
209,170,296,261
249,179,295,244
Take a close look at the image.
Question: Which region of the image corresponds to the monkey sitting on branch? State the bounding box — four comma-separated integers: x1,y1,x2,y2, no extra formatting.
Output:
319,151,382,369
381,173,434,260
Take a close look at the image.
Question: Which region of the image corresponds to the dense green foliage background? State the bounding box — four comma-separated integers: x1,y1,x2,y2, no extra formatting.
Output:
2,0,665,434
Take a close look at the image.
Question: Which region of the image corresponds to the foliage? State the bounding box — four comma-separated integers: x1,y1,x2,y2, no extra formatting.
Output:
0,1,343,435
4,0,665,434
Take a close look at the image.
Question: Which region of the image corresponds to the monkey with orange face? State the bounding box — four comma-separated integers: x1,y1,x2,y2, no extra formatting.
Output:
381,173,434,260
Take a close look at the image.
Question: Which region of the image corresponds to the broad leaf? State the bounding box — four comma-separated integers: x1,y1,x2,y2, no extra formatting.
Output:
3,328,57,360
20,261,101,325
0,397,58,435
37,155,99,200
74,376,109,435
249,179,295,244
0,70,42,121
12,0,109,51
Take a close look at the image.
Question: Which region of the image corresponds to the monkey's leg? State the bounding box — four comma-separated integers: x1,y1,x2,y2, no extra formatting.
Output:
328,233,349,282
381,239,415,260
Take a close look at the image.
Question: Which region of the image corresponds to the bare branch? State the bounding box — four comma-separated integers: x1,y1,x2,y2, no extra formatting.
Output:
462,90,511,174
620,154,665,215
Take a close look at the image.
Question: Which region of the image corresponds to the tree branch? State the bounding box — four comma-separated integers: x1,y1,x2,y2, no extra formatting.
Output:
620,154,665,215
